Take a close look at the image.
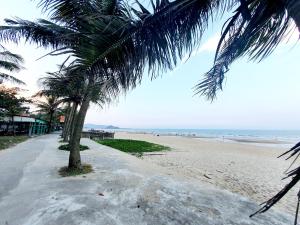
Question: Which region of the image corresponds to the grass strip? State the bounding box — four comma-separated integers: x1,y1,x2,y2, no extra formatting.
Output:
97,139,170,157
0,136,29,150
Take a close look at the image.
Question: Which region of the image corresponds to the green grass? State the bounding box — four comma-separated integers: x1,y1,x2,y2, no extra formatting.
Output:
58,164,93,177
0,136,29,150
96,139,170,157
58,144,89,151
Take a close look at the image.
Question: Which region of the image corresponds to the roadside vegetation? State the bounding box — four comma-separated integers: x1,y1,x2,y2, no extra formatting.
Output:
58,144,89,151
59,164,93,177
0,136,28,150
97,139,170,157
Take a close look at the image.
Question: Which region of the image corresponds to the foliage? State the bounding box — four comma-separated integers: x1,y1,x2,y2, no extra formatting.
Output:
195,0,296,100
34,95,61,116
58,144,89,151
0,85,30,118
0,136,28,150
58,164,93,177
0,45,24,84
251,142,300,218
39,68,111,107
97,139,170,157
33,95,62,132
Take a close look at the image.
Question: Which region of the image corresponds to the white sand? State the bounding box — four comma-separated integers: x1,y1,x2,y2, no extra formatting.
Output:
115,132,299,214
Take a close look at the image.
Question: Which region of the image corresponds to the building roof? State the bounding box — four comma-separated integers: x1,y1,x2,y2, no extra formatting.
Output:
0,116,48,124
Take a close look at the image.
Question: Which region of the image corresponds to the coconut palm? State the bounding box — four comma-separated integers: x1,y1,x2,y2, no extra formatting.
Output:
0,0,189,169
0,45,24,84
39,66,111,142
0,0,299,216
37,0,300,218
41,71,83,142
34,95,62,133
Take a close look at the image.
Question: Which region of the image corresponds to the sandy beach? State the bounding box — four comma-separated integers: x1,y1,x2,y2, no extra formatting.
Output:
115,132,299,214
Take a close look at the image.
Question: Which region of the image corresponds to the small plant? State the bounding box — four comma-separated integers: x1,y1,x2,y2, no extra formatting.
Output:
58,144,89,151
58,164,93,177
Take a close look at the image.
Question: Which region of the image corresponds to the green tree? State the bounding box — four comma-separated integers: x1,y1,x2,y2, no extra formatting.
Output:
0,85,29,135
38,0,300,218
34,95,62,133
39,67,110,142
0,0,179,169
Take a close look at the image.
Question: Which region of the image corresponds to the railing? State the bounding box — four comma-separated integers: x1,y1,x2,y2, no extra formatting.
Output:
81,130,114,140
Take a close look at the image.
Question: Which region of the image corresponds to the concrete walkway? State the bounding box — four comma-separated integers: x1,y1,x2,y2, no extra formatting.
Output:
0,134,293,225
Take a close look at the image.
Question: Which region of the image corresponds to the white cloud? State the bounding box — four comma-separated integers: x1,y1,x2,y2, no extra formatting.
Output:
197,34,220,53
181,34,220,63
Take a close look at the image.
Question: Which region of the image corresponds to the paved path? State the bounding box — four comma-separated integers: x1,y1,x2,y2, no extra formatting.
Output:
0,134,294,225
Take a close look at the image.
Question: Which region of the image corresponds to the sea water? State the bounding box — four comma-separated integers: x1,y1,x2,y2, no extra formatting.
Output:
104,128,300,149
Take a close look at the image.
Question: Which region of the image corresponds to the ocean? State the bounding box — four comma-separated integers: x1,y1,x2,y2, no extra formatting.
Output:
100,128,300,149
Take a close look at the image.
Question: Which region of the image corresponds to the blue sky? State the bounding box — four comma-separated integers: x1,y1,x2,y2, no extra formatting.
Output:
1,0,300,129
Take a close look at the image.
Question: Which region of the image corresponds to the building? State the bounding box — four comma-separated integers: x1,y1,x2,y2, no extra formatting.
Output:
0,115,48,136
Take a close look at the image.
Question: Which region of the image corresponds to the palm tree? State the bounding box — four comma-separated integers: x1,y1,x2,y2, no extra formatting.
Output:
43,0,300,218
39,66,111,142
0,45,24,84
34,95,62,133
0,0,184,169
0,0,299,216
38,69,83,141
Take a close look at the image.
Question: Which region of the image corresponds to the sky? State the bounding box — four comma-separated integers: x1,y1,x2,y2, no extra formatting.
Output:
1,0,300,130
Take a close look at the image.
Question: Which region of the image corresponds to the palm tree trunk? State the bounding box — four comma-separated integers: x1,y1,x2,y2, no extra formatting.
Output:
63,102,78,142
68,102,79,140
63,108,72,142
68,97,90,169
48,111,54,134
286,0,300,33
62,103,71,139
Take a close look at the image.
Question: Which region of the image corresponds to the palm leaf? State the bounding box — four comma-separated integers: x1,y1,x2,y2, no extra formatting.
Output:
250,142,300,223
195,0,294,100
0,72,25,85
0,18,78,49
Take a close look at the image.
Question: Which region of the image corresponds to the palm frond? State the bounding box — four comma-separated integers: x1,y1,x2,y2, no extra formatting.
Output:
34,95,62,113
0,60,23,71
250,141,300,222
0,72,25,85
0,47,24,74
195,0,294,100
88,0,232,80
0,18,77,49
0,50,24,63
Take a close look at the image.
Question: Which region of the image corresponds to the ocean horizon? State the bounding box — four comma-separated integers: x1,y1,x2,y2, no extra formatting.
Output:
84,127,300,148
